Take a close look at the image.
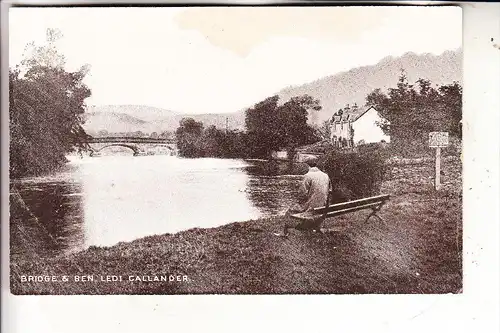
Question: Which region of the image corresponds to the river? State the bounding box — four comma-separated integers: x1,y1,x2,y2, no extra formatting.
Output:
10,154,302,259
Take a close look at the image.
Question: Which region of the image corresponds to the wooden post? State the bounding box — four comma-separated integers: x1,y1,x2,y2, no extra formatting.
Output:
435,146,441,190
429,132,448,190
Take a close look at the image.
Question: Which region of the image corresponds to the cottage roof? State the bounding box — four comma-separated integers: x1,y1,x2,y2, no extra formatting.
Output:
330,106,376,123
331,114,354,123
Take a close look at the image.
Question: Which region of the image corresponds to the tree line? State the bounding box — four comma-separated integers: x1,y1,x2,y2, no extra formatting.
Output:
366,71,462,151
175,95,322,159
177,71,462,160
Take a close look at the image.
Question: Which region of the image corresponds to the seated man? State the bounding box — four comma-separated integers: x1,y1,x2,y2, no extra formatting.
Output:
280,157,331,236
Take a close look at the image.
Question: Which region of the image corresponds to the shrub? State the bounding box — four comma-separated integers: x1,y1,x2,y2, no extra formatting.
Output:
250,160,309,177
298,140,335,155
320,147,388,201
384,136,461,159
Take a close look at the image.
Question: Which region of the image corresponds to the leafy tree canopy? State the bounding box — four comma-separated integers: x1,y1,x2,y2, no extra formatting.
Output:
366,71,462,146
10,28,92,177
245,94,321,159
175,118,205,157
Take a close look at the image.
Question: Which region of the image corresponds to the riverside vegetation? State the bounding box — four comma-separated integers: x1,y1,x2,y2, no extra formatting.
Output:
10,29,91,178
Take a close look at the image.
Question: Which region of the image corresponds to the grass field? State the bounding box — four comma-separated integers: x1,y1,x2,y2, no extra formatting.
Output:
10,156,462,295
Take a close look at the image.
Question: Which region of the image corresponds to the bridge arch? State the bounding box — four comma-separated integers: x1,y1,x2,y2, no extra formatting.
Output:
87,136,178,156
91,144,140,156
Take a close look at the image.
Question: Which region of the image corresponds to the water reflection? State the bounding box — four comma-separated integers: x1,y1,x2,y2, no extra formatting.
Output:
244,165,301,216
10,179,85,258
10,156,302,259
80,156,261,247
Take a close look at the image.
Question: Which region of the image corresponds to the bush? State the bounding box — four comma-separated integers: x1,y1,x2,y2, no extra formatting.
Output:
320,148,387,201
250,160,309,177
298,140,335,155
383,136,461,159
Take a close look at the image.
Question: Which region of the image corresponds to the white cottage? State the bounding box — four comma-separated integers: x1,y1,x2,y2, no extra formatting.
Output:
330,106,390,147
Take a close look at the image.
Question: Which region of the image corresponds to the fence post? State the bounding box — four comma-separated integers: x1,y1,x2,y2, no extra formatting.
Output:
435,146,441,190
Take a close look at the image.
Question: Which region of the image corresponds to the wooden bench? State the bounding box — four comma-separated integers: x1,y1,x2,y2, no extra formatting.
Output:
290,194,391,231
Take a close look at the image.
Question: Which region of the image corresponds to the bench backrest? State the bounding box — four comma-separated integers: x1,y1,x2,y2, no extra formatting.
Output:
312,194,390,218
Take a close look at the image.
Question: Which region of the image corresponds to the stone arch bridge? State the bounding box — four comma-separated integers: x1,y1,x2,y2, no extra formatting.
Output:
87,136,177,156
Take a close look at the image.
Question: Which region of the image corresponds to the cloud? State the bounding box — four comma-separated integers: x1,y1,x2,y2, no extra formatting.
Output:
9,7,462,114
174,7,386,57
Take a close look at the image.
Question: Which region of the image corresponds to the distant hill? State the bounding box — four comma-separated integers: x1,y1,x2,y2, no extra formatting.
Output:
86,105,177,123
141,112,245,133
173,112,245,131
276,49,462,124
83,49,461,134
83,105,245,135
83,112,150,134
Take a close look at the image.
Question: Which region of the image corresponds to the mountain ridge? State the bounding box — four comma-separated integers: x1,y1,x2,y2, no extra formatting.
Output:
276,48,462,123
83,49,462,134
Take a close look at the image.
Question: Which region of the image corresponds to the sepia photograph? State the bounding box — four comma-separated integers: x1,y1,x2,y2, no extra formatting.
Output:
7,5,464,295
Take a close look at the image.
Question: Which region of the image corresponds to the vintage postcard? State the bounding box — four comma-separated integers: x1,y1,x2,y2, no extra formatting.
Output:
7,5,464,295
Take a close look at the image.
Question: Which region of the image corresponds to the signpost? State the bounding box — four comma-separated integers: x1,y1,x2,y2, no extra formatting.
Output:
429,132,449,190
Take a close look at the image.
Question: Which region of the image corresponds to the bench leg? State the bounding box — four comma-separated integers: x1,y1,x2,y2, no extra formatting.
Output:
365,207,384,223
371,213,384,223
283,219,296,235
310,218,325,232
284,218,324,236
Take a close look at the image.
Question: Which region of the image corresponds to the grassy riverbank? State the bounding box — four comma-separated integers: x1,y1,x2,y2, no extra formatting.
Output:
10,156,462,295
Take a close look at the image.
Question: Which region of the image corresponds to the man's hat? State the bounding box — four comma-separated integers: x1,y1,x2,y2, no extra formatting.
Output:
304,156,318,167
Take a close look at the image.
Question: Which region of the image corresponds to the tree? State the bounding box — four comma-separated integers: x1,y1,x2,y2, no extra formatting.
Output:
10,29,92,177
159,131,172,139
174,119,250,159
202,125,225,157
176,118,205,157
244,94,320,159
98,130,109,137
277,95,321,159
315,119,332,141
20,28,66,70
245,95,281,158
366,71,463,152
150,132,158,139
439,82,462,138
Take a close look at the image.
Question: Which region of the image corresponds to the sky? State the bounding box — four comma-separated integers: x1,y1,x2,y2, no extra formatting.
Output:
9,6,462,114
